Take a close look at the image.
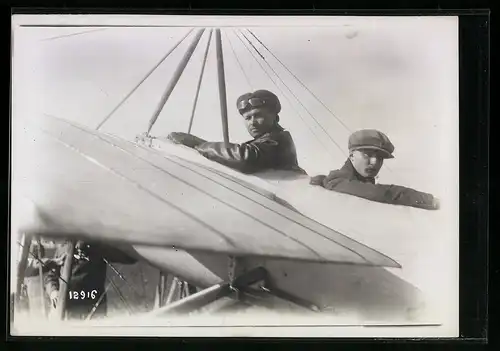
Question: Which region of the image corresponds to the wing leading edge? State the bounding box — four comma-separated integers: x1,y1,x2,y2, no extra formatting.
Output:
13,114,400,268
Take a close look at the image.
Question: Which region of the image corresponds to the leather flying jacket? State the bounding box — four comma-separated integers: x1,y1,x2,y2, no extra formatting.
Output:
195,124,306,175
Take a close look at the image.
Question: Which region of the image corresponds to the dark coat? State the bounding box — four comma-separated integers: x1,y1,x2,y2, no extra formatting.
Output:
44,241,137,319
310,159,438,210
195,124,306,175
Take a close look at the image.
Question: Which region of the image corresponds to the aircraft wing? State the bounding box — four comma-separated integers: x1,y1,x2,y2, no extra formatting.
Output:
12,113,400,268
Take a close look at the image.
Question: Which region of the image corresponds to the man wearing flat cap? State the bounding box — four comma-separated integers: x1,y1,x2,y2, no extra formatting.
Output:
310,129,440,210
166,89,306,175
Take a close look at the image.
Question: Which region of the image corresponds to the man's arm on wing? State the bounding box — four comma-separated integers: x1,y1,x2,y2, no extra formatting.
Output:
323,171,439,210
195,138,279,174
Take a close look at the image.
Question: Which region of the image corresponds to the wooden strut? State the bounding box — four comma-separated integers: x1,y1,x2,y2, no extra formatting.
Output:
165,276,179,305
15,233,32,311
85,281,112,321
155,272,167,308
215,28,230,146
36,237,48,317
188,29,213,134
55,240,76,320
147,28,206,134
147,263,321,316
96,28,195,131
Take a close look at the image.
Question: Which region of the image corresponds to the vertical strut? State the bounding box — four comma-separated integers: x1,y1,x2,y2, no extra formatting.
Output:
188,29,213,134
36,237,47,317
55,241,76,320
166,277,179,304
215,28,230,146
15,233,32,310
147,28,206,134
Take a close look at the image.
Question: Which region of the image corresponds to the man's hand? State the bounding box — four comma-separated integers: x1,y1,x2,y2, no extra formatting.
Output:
167,132,206,149
309,175,326,186
432,197,441,210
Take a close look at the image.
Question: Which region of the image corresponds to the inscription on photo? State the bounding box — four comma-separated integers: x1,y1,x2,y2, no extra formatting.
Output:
68,290,98,300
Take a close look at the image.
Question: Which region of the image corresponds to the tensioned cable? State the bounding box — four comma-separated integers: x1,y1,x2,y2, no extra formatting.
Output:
231,30,335,158
246,29,401,177
103,257,150,310
107,274,134,315
16,240,70,286
95,28,194,131
40,28,108,42
246,29,352,134
224,30,253,91
238,29,346,158
235,29,345,158
188,29,213,134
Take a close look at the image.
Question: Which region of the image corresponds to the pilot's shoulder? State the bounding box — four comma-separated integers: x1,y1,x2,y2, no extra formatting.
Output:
325,168,348,179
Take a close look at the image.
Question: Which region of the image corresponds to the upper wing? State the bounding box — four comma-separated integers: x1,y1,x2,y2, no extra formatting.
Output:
13,113,399,268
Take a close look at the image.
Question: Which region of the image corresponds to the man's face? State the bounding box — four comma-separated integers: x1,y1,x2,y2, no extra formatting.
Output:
241,108,277,138
349,149,386,178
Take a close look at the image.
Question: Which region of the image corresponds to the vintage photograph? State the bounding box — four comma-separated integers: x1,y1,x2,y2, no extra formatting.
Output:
10,15,459,337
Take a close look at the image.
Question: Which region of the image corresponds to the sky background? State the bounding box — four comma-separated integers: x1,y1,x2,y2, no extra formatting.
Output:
12,15,458,200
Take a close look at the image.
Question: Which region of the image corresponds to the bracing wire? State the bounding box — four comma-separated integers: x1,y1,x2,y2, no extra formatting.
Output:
107,275,134,315
229,30,329,155
188,29,213,134
16,240,70,286
224,30,253,91
246,29,352,134
232,30,337,159
235,29,345,158
95,28,195,131
239,29,347,158
231,30,323,148
40,28,108,42
246,29,402,177
103,257,149,309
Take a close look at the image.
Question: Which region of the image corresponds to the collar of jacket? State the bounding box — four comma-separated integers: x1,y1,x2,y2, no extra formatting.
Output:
340,159,376,184
247,124,285,142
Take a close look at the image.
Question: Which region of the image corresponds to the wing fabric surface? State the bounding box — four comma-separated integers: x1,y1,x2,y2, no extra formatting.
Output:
14,114,399,267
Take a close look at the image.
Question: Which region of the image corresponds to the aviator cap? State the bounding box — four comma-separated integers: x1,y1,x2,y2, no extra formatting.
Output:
348,129,395,159
236,89,282,115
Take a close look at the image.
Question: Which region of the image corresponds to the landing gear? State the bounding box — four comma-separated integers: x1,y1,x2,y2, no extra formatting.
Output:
148,265,321,316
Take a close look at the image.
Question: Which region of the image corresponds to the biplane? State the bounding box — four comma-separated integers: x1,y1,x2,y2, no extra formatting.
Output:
11,25,450,328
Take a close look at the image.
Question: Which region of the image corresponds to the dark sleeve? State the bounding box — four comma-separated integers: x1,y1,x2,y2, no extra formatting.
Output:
195,138,281,174
323,171,438,210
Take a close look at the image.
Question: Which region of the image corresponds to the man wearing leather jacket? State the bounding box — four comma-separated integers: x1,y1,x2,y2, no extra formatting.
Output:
166,89,306,175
